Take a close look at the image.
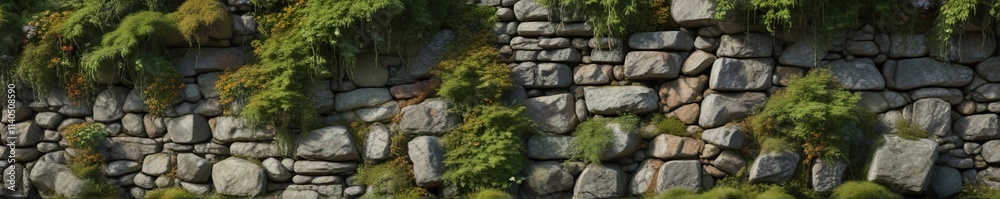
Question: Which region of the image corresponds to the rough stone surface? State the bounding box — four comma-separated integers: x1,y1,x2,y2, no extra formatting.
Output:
176,153,212,183
682,50,716,75
826,58,885,90
355,101,399,123
628,31,694,51
513,62,573,88
710,58,774,91
972,84,1000,102
527,135,574,160
213,157,267,197
212,116,276,142
408,136,445,187
399,99,462,135
698,92,767,128
660,76,708,110
334,88,392,112
168,114,211,144
584,86,659,115
982,140,1000,163
513,0,549,21
574,64,613,85
573,165,626,199
713,150,745,174
629,159,664,195
889,34,927,58
105,160,141,177
648,134,702,159
109,137,161,161
867,135,937,194
656,160,703,192
930,166,962,197
811,159,847,195
141,153,173,176
262,158,292,182
749,151,800,183
718,34,773,58
906,98,952,137
364,123,392,161
292,161,356,175
954,114,999,141
779,40,827,67
600,123,641,161
30,160,85,197
524,94,578,134
93,87,129,122
885,57,973,90
670,0,717,27
976,57,1000,82
523,161,575,195
296,126,359,161
623,51,682,80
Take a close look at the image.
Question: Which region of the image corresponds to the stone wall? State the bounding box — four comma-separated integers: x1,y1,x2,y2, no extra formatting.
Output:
3,0,1000,198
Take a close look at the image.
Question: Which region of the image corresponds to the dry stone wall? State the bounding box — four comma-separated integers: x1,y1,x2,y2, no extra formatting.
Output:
3,0,1000,198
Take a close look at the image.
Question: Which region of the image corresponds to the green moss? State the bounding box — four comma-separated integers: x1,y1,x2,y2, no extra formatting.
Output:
653,187,698,199
470,189,513,199
571,114,639,165
357,161,425,197
830,181,901,199
170,0,228,45
649,114,690,138
958,183,1000,199
144,187,201,199
893,119,930,140
758,137,797,154
442,104,533,193
755,187,795,199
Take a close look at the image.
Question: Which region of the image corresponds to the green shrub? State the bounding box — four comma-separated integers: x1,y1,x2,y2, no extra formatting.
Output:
15,11,72,99
649,114,690,138
442,104,532,192
830,181,901,199
893,119,931,140
470,189,513,199
571,114,639,165
748,69,866,163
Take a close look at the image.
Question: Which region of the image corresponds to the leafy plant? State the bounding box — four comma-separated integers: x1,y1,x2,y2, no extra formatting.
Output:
958,183,1000,199
15,10,73,99
893,119,930,140
830,181,901,199
571,114,639,165
61,122,113,199
442,104,533,192
357,129,430,198
433,6,509,109
748,69,866,163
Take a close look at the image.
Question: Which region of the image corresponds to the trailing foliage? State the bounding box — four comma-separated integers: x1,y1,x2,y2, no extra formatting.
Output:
81,11,182,115
713,0,894,33
442,104,532,192
571,114,639,165
536,0,660,38
830,181,901,199
15,10,74,99
433,6,508,108
748,69,866,163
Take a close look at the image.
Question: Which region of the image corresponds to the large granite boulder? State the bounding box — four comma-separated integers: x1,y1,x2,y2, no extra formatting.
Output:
408,136,446,187
717,34,773,58
710,58,774,91
296,126,359,161
954,114,999,140
825,58,884,90
670,0,718,27
867,135,937,194
584,86,659,115
656,160,703,192
698,92,767,128
574,164,627,198
167,114,211,144
748,151,800,183
628,31,694,51
334,88,392,112
527,135,575,160
93,87,129,122
398,99,462,135
213,157,267,197
524,94,578,134
623,51,683,80
522,161,575,195
884,58,973,90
